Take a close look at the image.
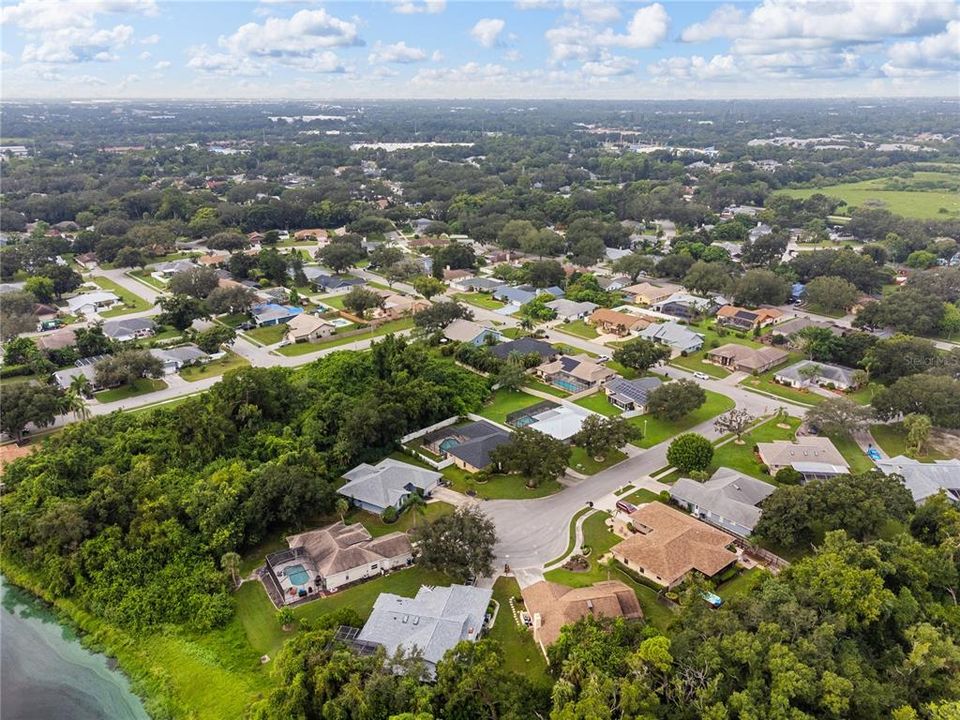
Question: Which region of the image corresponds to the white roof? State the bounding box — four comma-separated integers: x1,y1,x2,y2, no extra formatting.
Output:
442,318,496,343
66,291,119,312
527,404,591,441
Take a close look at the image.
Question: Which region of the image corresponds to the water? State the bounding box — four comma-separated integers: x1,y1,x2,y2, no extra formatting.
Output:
1,575,150,720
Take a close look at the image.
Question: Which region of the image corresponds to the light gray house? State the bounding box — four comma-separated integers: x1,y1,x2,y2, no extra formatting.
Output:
875,456,960,504
357,584,492,675
547,298,599,321
774,360,858,390
670,468,776,537
102,317,156,342
639,321,704,353
149,344,209,374
604,377,663,414
442,318,501,346
340,459,442,514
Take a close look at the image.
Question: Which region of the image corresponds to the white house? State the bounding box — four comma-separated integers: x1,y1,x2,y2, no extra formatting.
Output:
66,291,120,317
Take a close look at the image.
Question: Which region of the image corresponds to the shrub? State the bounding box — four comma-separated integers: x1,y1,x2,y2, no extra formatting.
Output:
381,506,399,524
774,467,803,485
0,364,32,379
667,433,714,473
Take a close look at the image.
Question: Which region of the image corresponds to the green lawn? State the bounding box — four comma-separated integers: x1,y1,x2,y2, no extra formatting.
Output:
490,577,551,686
320,294,346,310
623,488,663,505
477,388,542,425
739,371,824,407
95,377,167,403
695,416,802,481
552,342,598,358
90,276,152,317
630,390,735,448
778,172,960,220
128,269,168,290
574,391,621,417
845,382,883,406
826,432,875,475
346,502,455,536
871,423,950,461
569,447,628,475
522,379,571,398
716,567,763,601
554,319,599,339
604,360,638,379
670,353,731,378
546,507,595,566
244,324,287,345
453,292,506,310
441,464,562,499
180,350,250,382
218,313,250,328
275,318,414,356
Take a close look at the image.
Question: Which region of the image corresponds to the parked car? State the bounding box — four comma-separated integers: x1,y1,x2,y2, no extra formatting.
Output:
693,371,711,381
596,354,611,362
615,500,637,515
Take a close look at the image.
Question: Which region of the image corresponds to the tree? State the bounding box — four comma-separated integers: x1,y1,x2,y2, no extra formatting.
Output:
682,261,731,295
573,415,639,461
612,338,671,374
490,426,571,488
0,383,63,443
519,295,557,322
157,294,208,330
666,433,713,473
571,236,607,266
903,413,932,455
613,253,657,282
403,491,427,528
802,275,860,313
275,607,294,628
207,232,249,252
431,244,477,279
74,323,115,358
64,386,90,421
804,397,873,435
521,228,564,258
412,505,497,582
412,275,446,300
205,285,257,315
413,301,473,333
193,325,236,353
863,334,939,385
317,242,365,274
854,289,947,338
113,246,146,268
873,374,960,428
647,379,706,421
220,551,241,587
342,286,385,319
494,357,525,391
740,232,788,268
713,408,755,444
336,497,350,524
0,291,37,340
497,219,538,250
753,485,814,546
732,269,791,307
384,258,424,286
36,264,82,299
168,266,220,299
524,259,565,289
258,247,290,284
368,245,403,270
24,276,55,304
95,349,164,388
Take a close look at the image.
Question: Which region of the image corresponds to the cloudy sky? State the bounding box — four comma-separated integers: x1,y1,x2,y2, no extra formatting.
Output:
1,0,958,99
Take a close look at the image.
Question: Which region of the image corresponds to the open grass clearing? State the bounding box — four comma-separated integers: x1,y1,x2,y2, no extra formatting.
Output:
91,276,152,316
180,350,250,382
95,377,167,403
275,317,414,356
871,422,951,461
453,292,505,310
489,577,551,686
477,387,542,425
629,390,735,449
554,319,599,339
244,324,287,345
573,391,621,417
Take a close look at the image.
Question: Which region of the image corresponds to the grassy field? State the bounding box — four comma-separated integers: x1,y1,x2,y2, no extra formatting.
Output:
128,269,168,290
275,317,414,356
320,294,346,310
346,502,455,536
569,447,628,475
827,432,875,474
95,377,167,403
477,388,542,425
630,390,735,449
554,320,599,339
574,391,621,417
522,379,571,398
442,464,562,499
91,276,153,317
778,172,960,220
739,370,824,407
453,292,505,310
180,350,250,382
670,353,730,378
871,423,950,461
244,324,287,345
489,577,551,686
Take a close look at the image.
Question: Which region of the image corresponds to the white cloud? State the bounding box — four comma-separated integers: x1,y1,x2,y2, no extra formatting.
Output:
140,33,160,45
515,0,556,8
74,74,108,85
186,47,264,76
154,60,170,70
413,61,512,85
504,49,522,62
883,19,960,76
390,0,445,14
471,18,506,48
139,50,151,60
581,52,635,77
546,3,668,61
220,9,362,57
566,0,620,24
368,41,428,64
21,24,134,63
1,0,156,31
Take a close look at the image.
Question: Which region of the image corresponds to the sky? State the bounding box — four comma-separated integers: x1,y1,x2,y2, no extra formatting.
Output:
1,0,958,100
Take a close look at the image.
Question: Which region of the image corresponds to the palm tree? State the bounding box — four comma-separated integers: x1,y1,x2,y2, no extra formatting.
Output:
64,389,90,421
69,375,92,398
336,497,350,525
220,551,241,588
405,492,427,528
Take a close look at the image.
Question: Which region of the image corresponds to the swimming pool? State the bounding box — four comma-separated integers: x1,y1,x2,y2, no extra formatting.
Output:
552,379,582,393
439,438,460,453
285,564,310,586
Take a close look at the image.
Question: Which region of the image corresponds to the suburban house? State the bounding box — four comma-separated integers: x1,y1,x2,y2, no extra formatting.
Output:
442,318,502,346
251,303,304,327
651,293,716,320
611,503,738,589
670,468,776,537
102,317,156,342
442,268,473,282
589,308,651,335
536,354,617,393
706,344,790,374
150,344,209,374
639,322,704,353
53,364,101,391
597,275,631,292
875,456,960,504
308,271,365,292
770,317,842,338
715,305,783,331
356,584,492,676
547,298,599,321
756,438,850,480
285,314,336,343
66,291,120,316
151,259,197,280
774,360,860,390
265,522,413,603
35,327,77,352
493,284,564,306
489,337,557,363
75,252,98,270
604,377,663,413
420,420,512,473
450,276,502,293
622,281,681,306
339,459,442,514
505,400,591,442
521,580,642,655
372,292,429,321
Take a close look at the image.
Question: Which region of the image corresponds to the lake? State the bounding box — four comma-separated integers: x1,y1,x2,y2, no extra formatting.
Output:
1,575,150,720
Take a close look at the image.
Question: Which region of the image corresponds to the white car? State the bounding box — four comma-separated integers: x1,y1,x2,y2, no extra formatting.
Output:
693,371,711,381
596,354,611,362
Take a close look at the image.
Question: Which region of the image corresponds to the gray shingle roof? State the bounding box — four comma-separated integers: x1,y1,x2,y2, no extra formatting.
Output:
340,459,442,510
775,360,857,386
443,421,511,469
605,377,662,406
489,337,556,361
102,317,155,339
670,468,776,533
876,455,960,503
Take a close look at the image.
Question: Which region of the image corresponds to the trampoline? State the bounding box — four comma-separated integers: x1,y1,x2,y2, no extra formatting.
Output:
285,564,310,586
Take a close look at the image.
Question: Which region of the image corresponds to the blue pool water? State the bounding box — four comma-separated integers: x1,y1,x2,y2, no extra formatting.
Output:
285,564,310,586
439,438,460,453
553,379,582,392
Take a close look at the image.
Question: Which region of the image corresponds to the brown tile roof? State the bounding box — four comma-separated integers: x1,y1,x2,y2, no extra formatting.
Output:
589,308,651,332
35,327,77,351
706,343,790,371
716,305,783,324
288,522,412,576
623,282,680,304
611,503,737,587
521,580,642,650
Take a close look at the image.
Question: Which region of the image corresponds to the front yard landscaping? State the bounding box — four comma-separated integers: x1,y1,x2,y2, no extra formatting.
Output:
180,350,250,382
275,317,415,356
629,390,735,448
871,422,951,461
95,377,167,403
453,292,506,310
554,319,599,339
441,464,562,499
670,352,731,378
244,324,287,345
128,269,168,290
569,447,628,475
346,501,455,536
573,391,621,417
91,276,152,316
